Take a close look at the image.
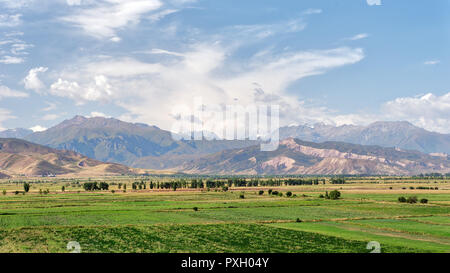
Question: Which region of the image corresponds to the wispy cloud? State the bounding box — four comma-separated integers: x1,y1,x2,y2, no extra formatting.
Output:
424,60,440,65
347,33,369,41
0,13,22,27
0,56,24,64
302,8,322,15
61,0,164,40
366,0,381,6
0,84,28,99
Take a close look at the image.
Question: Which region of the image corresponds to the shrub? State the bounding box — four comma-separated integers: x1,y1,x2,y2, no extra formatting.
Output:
420,198,428,204
407,196,418,204
398,196,407,203
239,193,245,199
2,190,6,195
258,190,264,195
389,187,393,190
271,191,279,196
296,218,302,223
268,189,273,195
222,186,229,192
23,183,30,193
111,190,115,194
319,194,324,198
61,186,65,192
14,191,19,195
278,192,283,197
409,186,415,190
193,207,199,211
286,191,292,197
329,190,341,200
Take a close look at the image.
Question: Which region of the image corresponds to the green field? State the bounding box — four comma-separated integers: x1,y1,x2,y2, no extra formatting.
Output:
0,177,449,253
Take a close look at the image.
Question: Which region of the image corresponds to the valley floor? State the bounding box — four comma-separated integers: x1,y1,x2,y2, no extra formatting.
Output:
0,179,449,253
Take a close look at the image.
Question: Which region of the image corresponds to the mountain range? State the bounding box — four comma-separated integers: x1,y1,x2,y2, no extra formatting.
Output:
23,116,257,169
0,138,132,177
280,121,450,154
175,138,450,175
0,116,449,175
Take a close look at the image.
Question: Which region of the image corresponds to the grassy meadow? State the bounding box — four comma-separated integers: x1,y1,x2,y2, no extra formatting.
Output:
0,176,449,253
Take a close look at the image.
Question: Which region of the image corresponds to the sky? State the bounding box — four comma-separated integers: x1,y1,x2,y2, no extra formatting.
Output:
0,0,449,134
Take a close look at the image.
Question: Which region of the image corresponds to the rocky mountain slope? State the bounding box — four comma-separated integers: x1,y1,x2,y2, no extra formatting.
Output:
175,138,450,175
280,121,450,154
24,116,256,168
0,138,132,177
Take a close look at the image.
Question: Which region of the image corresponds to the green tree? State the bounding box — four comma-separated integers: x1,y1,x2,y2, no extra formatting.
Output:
23,183,30,193
329,190,341,200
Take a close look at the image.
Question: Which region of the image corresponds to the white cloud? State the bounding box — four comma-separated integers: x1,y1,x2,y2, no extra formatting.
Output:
303,8,322,15
61,0,163,40
0,85,28,99
348,33,369,41
29,125,47,132
424,60,440,65
88,111,110,118
42,101,57,111
0,55,24,64
42,114,60,121
367,0,381,6
0,108,15,131
0,0,34,9
50,75,113,103
382,93,450,133
66,0,82,6
0,13,22,27
23,67,48,92
48,43,364,134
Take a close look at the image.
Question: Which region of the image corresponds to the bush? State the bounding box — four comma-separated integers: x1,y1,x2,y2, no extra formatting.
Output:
296,218,302,223
23,183,30,193
239,193,245,199
222,186,229,192
286,191,292,197
14,191,19,195
193,207,199,211
2,190,6,195
61,186,65,192
389,187,393,190
258,190,264,195
271,191,279,196
398,196,407,203
268,189,273,195
420,198,428,204
407,196,418,204
278,192,283,197
111,190,115,194
319,194,324,198
329,190,341,200
409,186,415,190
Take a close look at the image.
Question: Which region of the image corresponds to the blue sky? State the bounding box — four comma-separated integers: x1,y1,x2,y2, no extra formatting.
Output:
0,0,449,133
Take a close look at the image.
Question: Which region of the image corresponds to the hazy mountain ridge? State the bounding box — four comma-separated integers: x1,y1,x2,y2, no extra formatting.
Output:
280,121,450,154
0,138,132,177
175,138,450,175
24,116,257,167
0,128,33,139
